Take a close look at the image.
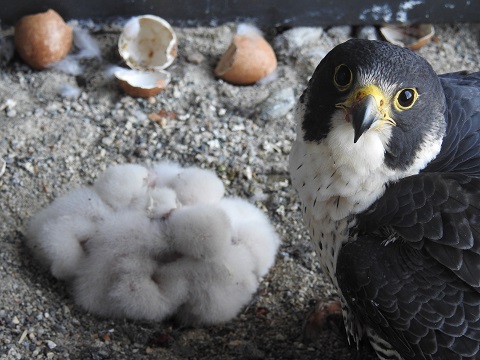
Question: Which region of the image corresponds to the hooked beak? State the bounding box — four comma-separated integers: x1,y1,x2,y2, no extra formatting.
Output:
336,85,396,143
350,94,379,143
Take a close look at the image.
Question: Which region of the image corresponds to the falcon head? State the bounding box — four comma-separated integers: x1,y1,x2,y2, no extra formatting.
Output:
298,39,447,176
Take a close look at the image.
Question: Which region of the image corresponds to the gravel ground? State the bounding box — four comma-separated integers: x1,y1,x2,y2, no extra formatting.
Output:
1,20,479,360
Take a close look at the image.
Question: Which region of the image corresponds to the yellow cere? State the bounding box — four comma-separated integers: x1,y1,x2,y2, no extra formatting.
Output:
336,84,397,130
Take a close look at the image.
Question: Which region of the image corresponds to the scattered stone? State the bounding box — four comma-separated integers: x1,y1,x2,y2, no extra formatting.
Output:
274,27,325,56
17,330,28,344
147,332,174,348
186,51,205,64
355,25,380,40
6,109,16,118
326,25,352,42
0,35,15,64
0,98,16,111
0,158,5,177
257,87,296,121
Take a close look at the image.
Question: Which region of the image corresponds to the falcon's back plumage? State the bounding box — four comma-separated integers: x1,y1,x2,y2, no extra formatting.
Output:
425,71,480,176
289,39,480,360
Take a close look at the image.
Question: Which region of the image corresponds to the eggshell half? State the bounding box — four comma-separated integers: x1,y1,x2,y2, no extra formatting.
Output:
118,15,177,71
215,34,277,85
380,24,435,51
115,68,171,98
14,9,73,69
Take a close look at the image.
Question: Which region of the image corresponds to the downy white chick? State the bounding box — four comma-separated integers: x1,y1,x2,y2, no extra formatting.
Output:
74,203,244,323
94,163,178,217
217,197,280,278
149,161,183,187
26,160,280,326
170,166,225,205
150,162,225,206
145,187,178,218
162,244,258,325
165,204,231,259
162,203,259,325
149,161,225,205
25,187,112,280
93,163,150,211
73,210,187,321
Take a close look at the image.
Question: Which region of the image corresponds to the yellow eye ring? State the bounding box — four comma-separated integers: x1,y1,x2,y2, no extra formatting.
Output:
394,88,418,110
333,64,353,91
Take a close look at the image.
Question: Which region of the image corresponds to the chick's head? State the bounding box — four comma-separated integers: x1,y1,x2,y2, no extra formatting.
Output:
166,204,232,259
146,187,178,218
94,164,150,210
169,167,225,205
149,161,183,187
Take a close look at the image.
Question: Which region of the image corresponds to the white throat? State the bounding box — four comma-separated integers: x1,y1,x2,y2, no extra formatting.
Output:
289,105,442,283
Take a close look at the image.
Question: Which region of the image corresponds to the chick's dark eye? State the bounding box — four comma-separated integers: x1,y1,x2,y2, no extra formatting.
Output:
334,64,352,89
396,88,417,109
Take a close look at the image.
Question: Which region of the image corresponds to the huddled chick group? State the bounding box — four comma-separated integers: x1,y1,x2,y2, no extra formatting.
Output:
26,161,280,325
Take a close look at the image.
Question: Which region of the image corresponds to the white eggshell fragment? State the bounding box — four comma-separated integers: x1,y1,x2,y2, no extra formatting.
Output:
114,68,171,97
118,15,177,71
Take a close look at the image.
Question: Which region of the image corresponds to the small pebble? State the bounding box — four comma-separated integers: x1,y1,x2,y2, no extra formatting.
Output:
17,330,28,344
0,158,5,177
274,27,324,55
186,51,205,64
0,36,15,64
326,25,352,40
101,137,114,146
258,88,296,121
356,26,380,40
0,98,16,111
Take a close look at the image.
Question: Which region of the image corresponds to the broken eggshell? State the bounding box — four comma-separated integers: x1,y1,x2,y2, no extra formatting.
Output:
380,24,435,51
14,9,73,69
215,25,277,85
115,68,171,98
118,15,177,71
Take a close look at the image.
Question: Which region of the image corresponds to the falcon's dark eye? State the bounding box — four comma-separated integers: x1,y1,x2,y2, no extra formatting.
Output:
333,64,353,91
395,88,418,110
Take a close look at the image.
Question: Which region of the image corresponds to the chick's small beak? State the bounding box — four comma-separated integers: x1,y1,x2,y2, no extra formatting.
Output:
350,94,380,143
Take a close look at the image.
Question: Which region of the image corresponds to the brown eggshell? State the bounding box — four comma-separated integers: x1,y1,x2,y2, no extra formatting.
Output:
214,34,277,85
115,68,171,98
380,24,435,51
14,9,73,69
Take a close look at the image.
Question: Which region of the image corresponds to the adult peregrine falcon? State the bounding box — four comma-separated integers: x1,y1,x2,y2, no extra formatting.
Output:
289,39,480,359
